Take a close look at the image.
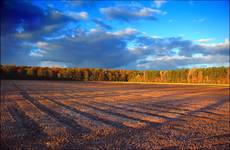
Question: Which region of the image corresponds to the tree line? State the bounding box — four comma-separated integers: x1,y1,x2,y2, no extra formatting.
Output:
1,65,229,84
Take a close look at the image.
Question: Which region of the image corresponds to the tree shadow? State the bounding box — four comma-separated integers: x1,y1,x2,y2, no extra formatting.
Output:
92,101,172,120
7,104,49,150
61,94,160,127
19,91,90,135
81,97,229,149
43,96,132,129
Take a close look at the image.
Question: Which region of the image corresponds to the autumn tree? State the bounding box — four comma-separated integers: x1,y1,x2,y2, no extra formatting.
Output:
1,65,229,84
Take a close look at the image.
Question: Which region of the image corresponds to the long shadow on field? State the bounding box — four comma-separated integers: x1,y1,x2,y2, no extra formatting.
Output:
7,104,49,150
126,102,225,123
43,96,131,129
19,91,90,134
159,98,230,142
82,98,229,149
184,98,228,117
129,96,228,122
63,94,161,127
91,101,172,120
81,94,214,123
146,102,224,117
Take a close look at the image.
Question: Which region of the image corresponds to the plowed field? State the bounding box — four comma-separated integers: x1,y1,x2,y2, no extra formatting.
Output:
1,80,229,149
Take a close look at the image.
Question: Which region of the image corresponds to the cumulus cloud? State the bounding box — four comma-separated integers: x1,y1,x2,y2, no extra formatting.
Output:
137,54,229,70
26,27,229,70
1,1,228,70
127,36,229,69
179,39,229,56
100,6,165,22
30,29,138,68
3,29,229,70
1,0,84,42
1,0,86,66
13,9,85,41
1,34,38,65
133,36,192,56
133,36,229,57
1,0,43,35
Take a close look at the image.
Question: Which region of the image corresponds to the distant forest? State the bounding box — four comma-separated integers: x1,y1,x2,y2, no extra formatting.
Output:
1,65,229,84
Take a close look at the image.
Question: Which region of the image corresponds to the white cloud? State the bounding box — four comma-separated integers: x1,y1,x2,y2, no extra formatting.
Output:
100,6,165,22
138,7,162,16
110,28,138,36
89,28,100,33
40,61,68,68
195,38,214,43
154,0,167,8
29,28,138,68
66,11,88,20
36,41,60,51
137,54,229,70
79,12,88,19
198,39,229,55
36,42,49,49
29,48,46,57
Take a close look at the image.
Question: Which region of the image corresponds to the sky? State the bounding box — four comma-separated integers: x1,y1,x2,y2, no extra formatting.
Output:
1,0,229,70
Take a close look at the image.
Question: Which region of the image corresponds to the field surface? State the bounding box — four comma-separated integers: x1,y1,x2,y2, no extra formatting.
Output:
1,80,229,149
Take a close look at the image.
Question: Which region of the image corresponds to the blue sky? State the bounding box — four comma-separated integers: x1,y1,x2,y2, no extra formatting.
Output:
1,0,229,70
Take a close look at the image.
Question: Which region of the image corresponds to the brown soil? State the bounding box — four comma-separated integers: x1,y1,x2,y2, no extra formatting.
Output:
1,80,229,149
